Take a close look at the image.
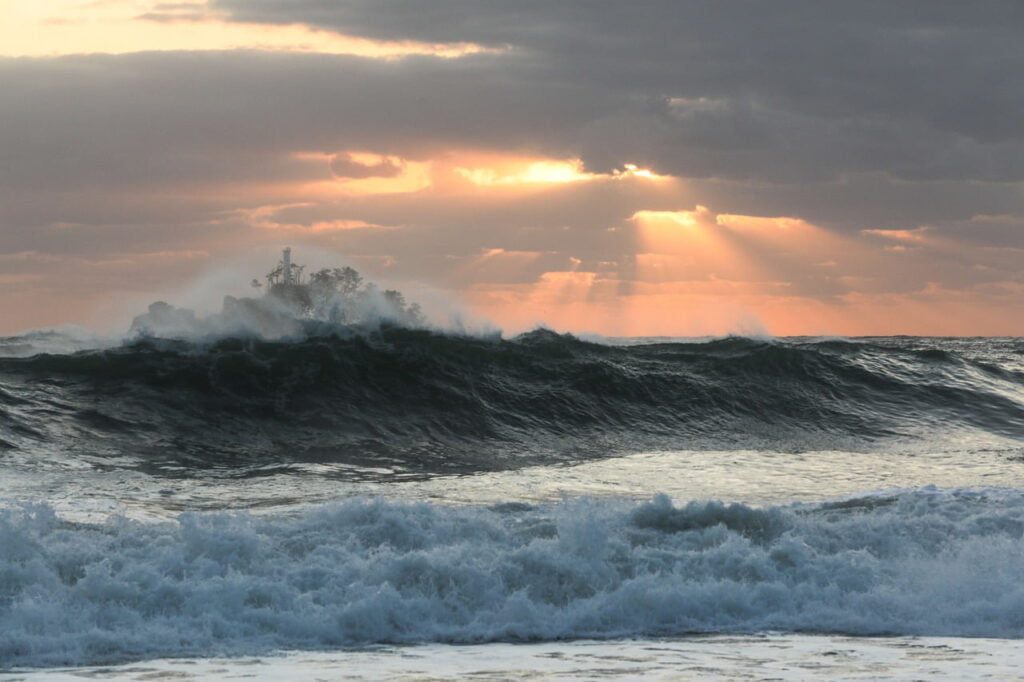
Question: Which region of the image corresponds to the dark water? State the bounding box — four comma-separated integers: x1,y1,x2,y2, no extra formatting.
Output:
1,329,1022,478
3,329,1024,670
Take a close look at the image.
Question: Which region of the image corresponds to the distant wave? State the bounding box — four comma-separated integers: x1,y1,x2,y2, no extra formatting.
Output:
3,488,1024,667
0,330,1022,475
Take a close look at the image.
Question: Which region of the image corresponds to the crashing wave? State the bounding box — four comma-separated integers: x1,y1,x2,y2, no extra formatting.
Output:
3,488,1024,667
129,248,426,341
0,333,1022,474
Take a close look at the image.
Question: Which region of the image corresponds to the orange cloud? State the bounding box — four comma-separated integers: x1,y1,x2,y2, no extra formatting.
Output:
1,0,494,59
456,248,547,283
861,227,931,243
454,157,670,187
272,150,676,201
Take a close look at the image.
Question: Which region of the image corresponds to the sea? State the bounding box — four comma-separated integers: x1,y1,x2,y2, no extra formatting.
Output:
1,327,1023,679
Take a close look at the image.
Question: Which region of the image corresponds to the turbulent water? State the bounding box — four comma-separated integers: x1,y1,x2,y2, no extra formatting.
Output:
1,328,1023,673
3,330,1022,475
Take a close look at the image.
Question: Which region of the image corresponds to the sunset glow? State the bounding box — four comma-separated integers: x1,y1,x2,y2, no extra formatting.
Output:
455,158,669,187
0,1,490,58
1,1,1021,336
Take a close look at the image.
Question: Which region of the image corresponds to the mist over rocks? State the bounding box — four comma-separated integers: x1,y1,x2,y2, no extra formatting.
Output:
128,259,428,342
129,297,305,341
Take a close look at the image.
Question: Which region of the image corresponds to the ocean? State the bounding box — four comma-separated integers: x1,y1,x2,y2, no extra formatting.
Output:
1,328,1023,679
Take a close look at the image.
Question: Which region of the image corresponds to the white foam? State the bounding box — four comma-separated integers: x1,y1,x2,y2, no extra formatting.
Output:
10,636,1024,681
2,489,1024,668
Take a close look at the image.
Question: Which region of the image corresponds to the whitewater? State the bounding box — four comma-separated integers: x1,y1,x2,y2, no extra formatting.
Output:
2,326,1024,678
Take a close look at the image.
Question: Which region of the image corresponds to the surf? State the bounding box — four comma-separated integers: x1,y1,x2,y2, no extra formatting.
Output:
3,488,1024,668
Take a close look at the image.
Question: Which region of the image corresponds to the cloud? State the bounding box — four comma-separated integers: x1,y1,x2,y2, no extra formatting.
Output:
0,2,1022,333
329,152,404,179
212,0,1024,180
861,227,931,243
1,0,493,59
3,49,1021,232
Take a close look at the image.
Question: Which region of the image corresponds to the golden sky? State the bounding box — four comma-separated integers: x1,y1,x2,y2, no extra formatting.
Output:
0,1,488,58
1,1,1022,336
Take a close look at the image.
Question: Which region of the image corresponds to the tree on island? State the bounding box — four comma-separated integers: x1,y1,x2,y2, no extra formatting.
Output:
309,267,363,298
130,250,427,340
277,257,425,327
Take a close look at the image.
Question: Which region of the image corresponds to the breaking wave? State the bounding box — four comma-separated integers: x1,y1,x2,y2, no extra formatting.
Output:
3,488,1024,668
0,331,1022,475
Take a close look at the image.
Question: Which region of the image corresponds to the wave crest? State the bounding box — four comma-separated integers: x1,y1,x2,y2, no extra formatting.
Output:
0,332,1022,474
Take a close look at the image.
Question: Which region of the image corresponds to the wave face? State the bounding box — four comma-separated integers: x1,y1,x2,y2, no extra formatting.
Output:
3,489,1024,667
1,331,1022,475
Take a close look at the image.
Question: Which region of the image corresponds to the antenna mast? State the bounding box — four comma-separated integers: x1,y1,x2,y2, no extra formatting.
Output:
282,247,294,285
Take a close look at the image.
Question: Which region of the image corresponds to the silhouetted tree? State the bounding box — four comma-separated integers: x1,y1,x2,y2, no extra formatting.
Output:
264,256,425,328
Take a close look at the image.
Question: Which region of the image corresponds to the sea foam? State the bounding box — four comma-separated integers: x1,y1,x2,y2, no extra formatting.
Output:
2,488,1024,668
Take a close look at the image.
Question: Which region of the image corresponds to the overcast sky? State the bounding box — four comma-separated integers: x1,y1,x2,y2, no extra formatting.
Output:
1,0,1022,335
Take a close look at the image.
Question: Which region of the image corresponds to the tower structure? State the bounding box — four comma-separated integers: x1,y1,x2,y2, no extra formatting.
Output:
282,247,294,285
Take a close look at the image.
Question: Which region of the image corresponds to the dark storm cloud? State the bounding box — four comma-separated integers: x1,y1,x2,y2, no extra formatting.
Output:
0,48,638,291
0,51,609,192
1,43,1020,243
6,0,1024,197
0,48,610,264
213,0,1024,181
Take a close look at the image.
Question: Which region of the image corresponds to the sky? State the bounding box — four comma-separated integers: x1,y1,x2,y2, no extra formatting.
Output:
1,1,1023,336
